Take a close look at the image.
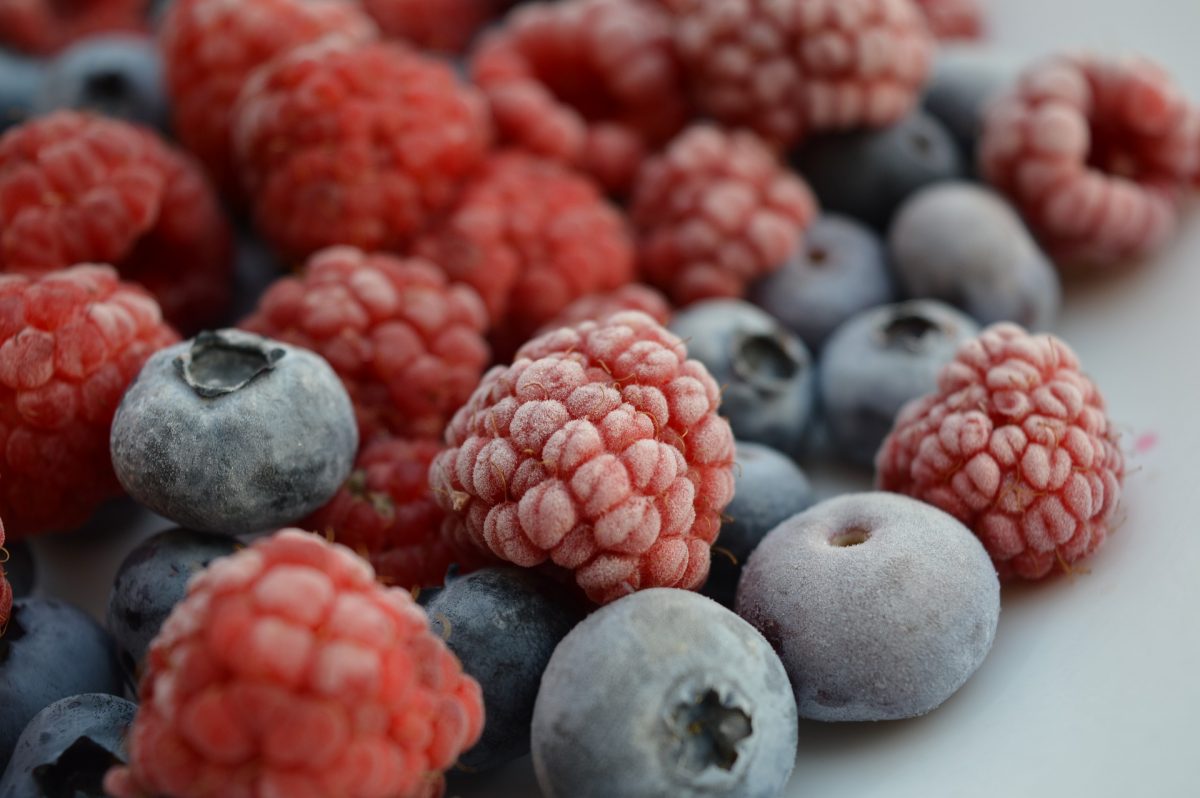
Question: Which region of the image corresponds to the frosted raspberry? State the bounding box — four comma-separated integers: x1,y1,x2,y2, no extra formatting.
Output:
242,246,490,443
429,311,736,605
876,323,1124,580
414,152,635,359
0,111,233,333
979,53,1200,266
160,0,378,197
631,125,817,305
538,284,672,336
912,0,984,40
233,40,492,262
471,0,689,193
0,0,144,55
661,0,935,146
362,0,503,53
0,265,178,538
103,528,484,798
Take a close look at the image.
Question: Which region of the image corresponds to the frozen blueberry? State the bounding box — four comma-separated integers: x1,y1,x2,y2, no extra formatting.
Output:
532,589,797,798
703,442,814,608
819,300,979,467
0,599,123,763
110,329,358,535
748,214,895,352
736,492,1000,722
791,110,964,231
0,693,136,798
889,182,1060,330
35,35,168,130
923,47,1019,170
669,300,815,458
3,541,35,599
426,567,585,773
0,50,42,133
107,527,239,692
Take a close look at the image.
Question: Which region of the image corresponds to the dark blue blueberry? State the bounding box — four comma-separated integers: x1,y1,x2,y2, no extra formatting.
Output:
108,527,239,692
819,300,980,467
35,35,168,131
3,541,35,599
703,442,814,608
923,48,1019,172
0,693,136,798
889,182,1060,330
0,50,43,134
110,329,358,535
791,109,964,231
669,300,815,458
0,599,123,763
227,227,287,324
748,214,895,352
427,567,585,773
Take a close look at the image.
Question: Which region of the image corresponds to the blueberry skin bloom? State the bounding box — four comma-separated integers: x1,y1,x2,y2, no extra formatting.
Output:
110,329,358,535
35,34,168,131
532,588,798,798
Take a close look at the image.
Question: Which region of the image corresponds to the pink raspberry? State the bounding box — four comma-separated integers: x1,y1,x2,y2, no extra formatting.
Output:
912,0,984,40
241,246,490,443
0,0,144,55
538,284,673,336
429,311,736,605
662,0,935,147
160,0,378,197
876,323,1125,580
631,125,817,305
233,40,492,262
979,53,1200,266
362,0,503,53
103,529,484,798
470,0,689,193
414,152,635,360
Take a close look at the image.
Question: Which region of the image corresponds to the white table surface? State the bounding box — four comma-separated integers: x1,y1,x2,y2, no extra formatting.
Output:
27,2,1200,796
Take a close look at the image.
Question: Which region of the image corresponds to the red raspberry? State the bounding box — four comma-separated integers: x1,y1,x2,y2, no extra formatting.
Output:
233,40,492,262
362,0,502,53
242,246,490,443
0,518,10,629
876,323,1125,580
912,0,984,40
0,265,178,538
0,0,144,55
160,0,378,197
662,0,935,146
414,152,636,360
429,311,736,605
631,125,817,305
0,111,233,333
980,53,1200,266
470,0,689,193
103,529,484,798
538,284,673,335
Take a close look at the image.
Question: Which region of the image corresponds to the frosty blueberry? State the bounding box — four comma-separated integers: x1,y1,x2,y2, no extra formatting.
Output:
35,34,168,130
0,49,42,133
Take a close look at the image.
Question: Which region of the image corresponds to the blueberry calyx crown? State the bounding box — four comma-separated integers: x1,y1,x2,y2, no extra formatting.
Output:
731,332,805,393
174,330,286,399
879,308,942,353
663,675,753,787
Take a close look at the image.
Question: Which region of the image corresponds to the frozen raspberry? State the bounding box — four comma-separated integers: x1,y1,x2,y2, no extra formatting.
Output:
876,323,1125,580
538,284,672,336
0,265,178,538
362,0,503,53
429,311,736,605
233,40,492,262
662,0,935,146
912,0,984,40
0,0,144,55
631,125,817,306
242,246,490,443
103,528,484,798
0,111,233,333
160,0,378,198
471,0,689,193
414,152,635,359
304,437,484,590
979,53,1200,266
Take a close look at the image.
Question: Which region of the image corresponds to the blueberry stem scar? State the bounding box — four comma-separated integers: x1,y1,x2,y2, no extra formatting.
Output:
174,330,286,398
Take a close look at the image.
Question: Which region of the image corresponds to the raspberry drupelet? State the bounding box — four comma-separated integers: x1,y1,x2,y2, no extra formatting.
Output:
233,40,492,263
362,0,502,53
0,111,233,333
103,529,484,798
876,323,1125,580
470,0,689,193
631,125,817,306
414,152,636,360
0,0,144,56
538,284,673,336
160,0,378,197
979,53,1200,267
0,265,178,538
242,246,490,443
429,311,737,605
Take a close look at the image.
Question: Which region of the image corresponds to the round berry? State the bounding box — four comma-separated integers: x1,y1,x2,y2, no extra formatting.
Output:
35,34,168,131
922,48,1019,169
0,50,43,134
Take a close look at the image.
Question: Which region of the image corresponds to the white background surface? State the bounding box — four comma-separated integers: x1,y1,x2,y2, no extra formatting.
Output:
26,2,1200,796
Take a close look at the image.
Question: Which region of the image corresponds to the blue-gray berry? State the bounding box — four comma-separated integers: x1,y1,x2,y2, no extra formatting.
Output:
736,492,1000,722
532,588,798,798
923,47,1019,172
0,49,42,134
110,329,358,535
35,35,168,131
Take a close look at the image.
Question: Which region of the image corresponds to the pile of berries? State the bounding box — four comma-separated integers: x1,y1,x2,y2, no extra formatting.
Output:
0,0,1190,796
